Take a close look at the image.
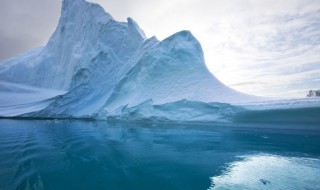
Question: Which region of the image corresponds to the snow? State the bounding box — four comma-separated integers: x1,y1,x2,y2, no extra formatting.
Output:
0,81,66,116
0,0,319,125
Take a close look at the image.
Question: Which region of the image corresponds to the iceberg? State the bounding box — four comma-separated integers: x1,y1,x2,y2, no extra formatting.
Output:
1,0,320,125
307,90,320,97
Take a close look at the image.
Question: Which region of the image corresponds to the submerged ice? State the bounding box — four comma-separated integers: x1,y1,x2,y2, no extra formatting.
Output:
0,0,319,125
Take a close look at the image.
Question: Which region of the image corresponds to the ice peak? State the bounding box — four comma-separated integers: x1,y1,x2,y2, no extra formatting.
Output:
159,30,203,54
61,0,112,22
63,0,84,3
127,17,147,39
62,0,84,10
167,30,197,42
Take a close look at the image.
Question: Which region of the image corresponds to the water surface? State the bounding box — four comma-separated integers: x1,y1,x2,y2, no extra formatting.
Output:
0,119,319,190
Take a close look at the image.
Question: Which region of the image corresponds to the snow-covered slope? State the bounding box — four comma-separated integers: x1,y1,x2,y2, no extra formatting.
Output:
0,0,319,125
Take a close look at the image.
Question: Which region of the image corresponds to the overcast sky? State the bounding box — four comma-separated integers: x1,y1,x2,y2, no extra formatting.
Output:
0,0,319,97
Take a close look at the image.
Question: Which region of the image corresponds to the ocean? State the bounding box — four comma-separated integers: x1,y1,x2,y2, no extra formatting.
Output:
0,119,319,190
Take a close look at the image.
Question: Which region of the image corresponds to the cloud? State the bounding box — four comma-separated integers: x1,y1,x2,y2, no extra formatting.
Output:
0,0,61,61
190,0,320,97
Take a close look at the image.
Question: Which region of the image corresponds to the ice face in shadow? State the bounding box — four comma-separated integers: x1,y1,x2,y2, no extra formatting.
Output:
209,154,320,190
106,99,246,123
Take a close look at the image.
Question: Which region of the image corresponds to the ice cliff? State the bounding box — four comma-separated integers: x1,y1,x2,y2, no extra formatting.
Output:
0,0,320,125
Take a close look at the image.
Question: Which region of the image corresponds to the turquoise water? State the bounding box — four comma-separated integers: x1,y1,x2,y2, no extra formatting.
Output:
0,120,319,190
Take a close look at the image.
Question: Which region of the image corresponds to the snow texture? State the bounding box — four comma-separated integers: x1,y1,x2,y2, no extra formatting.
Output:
0,0,320,125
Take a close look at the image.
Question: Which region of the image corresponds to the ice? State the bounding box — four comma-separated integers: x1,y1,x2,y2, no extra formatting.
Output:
103,30,260,114
106,99,245,123
0,81,66,116
307,90,320,97
0,0,148,117
0,0,319,125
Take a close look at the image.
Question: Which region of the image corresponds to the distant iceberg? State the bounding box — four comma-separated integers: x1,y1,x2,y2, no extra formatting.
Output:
307,90,320,97
0,0,319,126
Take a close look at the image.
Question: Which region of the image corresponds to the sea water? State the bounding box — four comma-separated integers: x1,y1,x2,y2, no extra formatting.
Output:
0,119,319,190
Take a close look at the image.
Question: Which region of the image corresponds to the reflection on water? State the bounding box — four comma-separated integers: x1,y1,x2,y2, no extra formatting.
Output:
0,119,319,190
209,154,320,190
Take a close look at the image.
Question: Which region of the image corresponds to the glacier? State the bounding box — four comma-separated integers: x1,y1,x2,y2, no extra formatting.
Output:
0,0,320,126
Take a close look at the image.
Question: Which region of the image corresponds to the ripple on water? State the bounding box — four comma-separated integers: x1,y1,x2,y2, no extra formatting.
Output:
0,120,320,190
15,174,44,190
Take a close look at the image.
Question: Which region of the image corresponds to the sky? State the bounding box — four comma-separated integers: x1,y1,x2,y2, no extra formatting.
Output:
0,0,319,98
